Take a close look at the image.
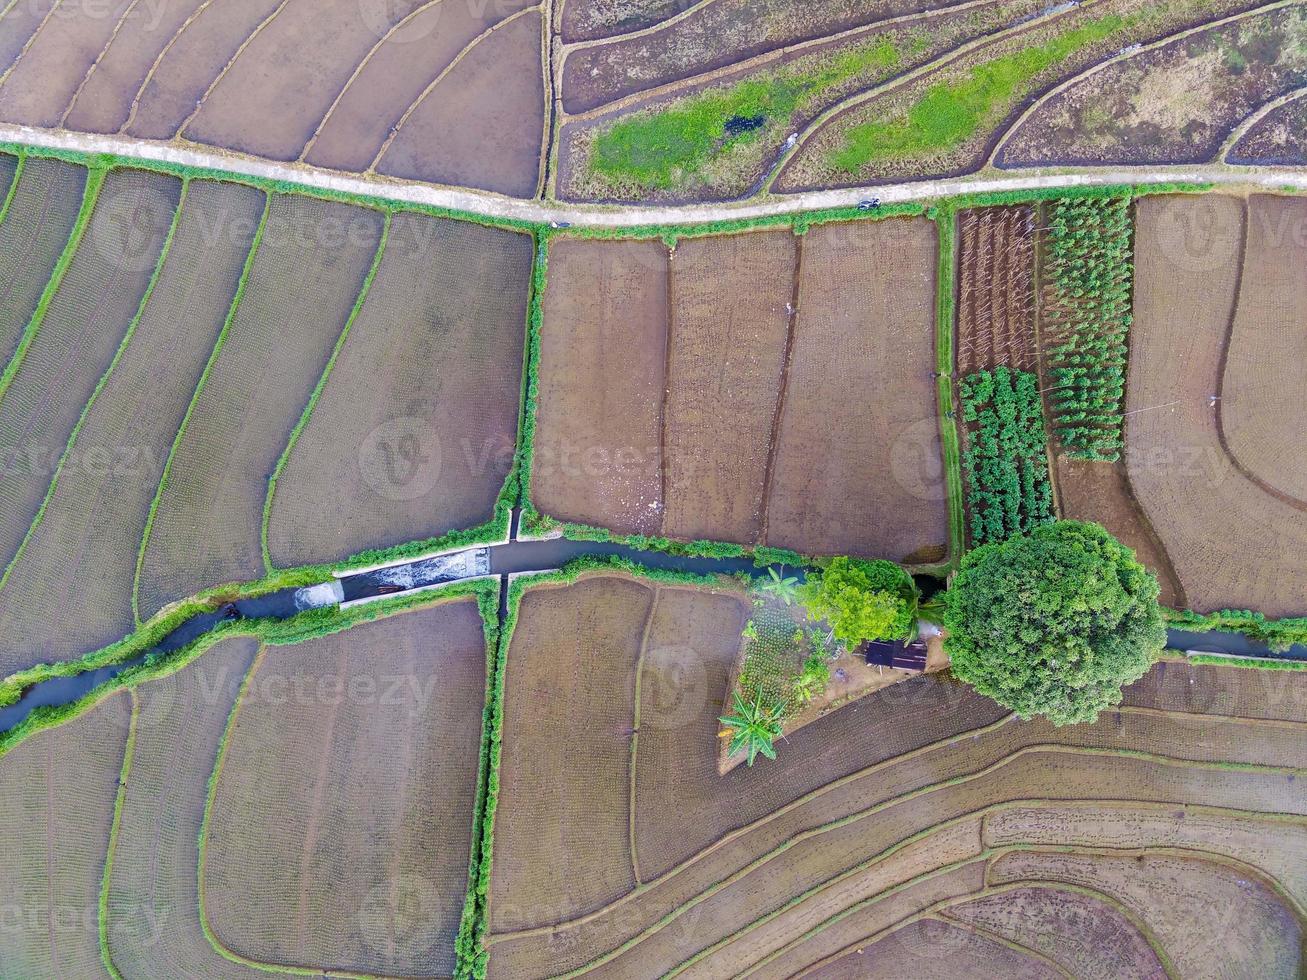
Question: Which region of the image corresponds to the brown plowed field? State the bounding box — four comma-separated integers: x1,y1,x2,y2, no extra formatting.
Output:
302,0,537,174
0,691,130,979
955,206,1036,375
531,237,668,536
0,180,263,678
764,218,946,561
532,220,946,561
1128,194,1307,616
999,5,1307,168
485,571,1307,978
813,917,1063,979
1229,92,1307,165
203,598,488,977
662,230,794,543
373,8,546,198
1221,194,1307,506
266,214,532,569
560,0,689,43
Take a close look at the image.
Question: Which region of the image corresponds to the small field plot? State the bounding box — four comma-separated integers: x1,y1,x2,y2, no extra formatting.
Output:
1221,195,1307,506
765,218,946,562
103,637,267,979
0,168,180,577
662,230,794,543
1000,5,1307,168
373,8,547,198
202,597,489,976
0,155,85,367
484,585,1307,979
267,214,531,568
137,194,383,619
956,206,1036,375
1128,194,1307,616
0,692,130,979
531,237,668,536
531,220,946,561
0,180,263,680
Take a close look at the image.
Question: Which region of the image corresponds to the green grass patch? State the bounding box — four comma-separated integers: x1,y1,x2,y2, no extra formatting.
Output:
829,14,1128,173
591,39,903,190
1186,654,1307,671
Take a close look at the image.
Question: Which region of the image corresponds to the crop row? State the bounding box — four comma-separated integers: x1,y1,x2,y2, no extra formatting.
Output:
959,366,1054,546
1040,196,1134,461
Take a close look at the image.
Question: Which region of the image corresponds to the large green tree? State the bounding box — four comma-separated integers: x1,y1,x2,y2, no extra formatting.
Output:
798,556,915,646
944,520,1166,725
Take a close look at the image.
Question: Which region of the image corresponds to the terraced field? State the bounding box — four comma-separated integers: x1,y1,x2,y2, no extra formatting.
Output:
0,0,1299,203
0,152,533,687
484,571,1307,977
530,217,948,564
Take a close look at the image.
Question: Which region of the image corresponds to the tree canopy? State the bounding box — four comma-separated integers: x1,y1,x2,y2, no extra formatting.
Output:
798,556,915,647
944,520,1166,725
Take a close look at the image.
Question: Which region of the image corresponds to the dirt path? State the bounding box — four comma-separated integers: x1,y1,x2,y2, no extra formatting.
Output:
2,123,1304,228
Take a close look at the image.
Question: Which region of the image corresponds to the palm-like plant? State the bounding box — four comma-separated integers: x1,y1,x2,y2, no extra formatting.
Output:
719,687,786,766
760,566,800,606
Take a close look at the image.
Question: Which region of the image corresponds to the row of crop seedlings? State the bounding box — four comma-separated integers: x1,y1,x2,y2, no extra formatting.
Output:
1040,196,1133,461
960,367,1054,547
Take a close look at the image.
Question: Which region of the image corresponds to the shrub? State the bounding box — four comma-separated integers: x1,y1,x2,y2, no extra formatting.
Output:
799,557,915,645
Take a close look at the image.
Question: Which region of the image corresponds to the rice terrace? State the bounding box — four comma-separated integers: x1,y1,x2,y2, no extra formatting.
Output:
0,1,1302,978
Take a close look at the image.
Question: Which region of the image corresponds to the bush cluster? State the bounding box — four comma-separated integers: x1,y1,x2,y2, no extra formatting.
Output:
960,366,1054,545
1042,196,1134,461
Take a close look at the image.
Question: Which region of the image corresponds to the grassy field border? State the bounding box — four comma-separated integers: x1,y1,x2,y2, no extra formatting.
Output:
98,689,137,980
260,210,392,572
0,150,25,228
0,177,186,599
932,207,964,569
0,165,104,402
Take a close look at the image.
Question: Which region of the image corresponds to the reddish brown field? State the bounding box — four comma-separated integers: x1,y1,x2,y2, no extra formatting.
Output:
956,206,1036,375
486,576,1307,978
1220,194,1307,506
764,218,946,562
1128,194,1307,616
662,230,794,543
531,237,668,536
203,598,488,977
532,221,947,562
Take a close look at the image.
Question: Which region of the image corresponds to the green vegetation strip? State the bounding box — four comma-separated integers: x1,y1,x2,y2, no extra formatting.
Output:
829,13,1128,172
1043,196,1133,460
0,150,26,228
934,210,965,567
1166,607,1307,652
959,367,1054,546
0,166,105,402
0,179,186,597
98,692,137,980
591,37,907,191
1187,654,1307,671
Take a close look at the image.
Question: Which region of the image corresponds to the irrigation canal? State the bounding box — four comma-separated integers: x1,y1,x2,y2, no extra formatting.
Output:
0,537,1301,733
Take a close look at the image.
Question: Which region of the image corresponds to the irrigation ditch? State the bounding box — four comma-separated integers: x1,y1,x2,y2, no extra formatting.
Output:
0,523,1300,735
